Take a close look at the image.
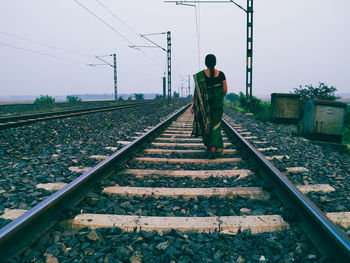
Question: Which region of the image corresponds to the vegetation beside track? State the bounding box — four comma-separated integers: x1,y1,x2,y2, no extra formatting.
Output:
224,91,350,146
0,98,183,117
225,92,270,122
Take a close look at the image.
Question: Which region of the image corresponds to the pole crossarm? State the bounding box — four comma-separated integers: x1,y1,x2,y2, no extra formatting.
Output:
165,0,247,12
129,45,160,48
229,0,247,13
95,55,113,67
140,34,167,52
142,32,166,36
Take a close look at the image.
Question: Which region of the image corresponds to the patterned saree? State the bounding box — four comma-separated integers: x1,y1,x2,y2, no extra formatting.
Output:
192,70,224,153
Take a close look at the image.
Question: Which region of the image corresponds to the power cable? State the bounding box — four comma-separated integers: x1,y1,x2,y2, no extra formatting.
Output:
94,0,139,37
194,2,201,70
73,0,163,69
0,31,91,58
94,0,164,66
73,0,134,45
0,42,91,65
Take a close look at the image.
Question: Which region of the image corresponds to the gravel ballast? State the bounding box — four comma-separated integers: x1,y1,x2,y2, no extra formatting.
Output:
18,224,323,263
224,109,350,213
2,105,344,262
0,101,188,214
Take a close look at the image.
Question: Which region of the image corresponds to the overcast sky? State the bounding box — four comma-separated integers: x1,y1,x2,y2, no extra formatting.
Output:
0,0,349,99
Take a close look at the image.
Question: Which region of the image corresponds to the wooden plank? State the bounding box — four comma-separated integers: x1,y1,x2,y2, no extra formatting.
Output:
265,155,290,160
326,212,350,228
257,147,278,152
103,186,270,199
285,167,309,173
160,133,226,137
69,214,289,234
121,169,251,178
36,183,67,191
155,137,203,142
154,137,230,142
69,166,92,173
151,142,232,148
297,184,335,194
0,209,27,220
90,155,109,160
243,136,258,140
134,157,242,164
143,149,237,154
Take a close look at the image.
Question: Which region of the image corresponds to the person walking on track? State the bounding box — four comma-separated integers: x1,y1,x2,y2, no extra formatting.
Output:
190,54,228,159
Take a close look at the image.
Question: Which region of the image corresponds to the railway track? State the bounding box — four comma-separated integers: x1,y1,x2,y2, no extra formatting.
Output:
0,104,349,262
0,101,159,130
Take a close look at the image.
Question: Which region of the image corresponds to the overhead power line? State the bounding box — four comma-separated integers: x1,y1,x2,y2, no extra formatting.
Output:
73,0,134,45
0,31,91,58
74,0,163,69
0,42,90,65
195,2,201,69
94,0,139,36
94,0,164,66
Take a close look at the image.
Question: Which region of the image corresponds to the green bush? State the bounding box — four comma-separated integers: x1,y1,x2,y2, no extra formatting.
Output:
155,95,163,100
293,82,341,103
343,106,350,145
238,92,270,122
34,95,55,107
134,94,144,100
66,95,82,103
225,93,240,103
173,92,180,98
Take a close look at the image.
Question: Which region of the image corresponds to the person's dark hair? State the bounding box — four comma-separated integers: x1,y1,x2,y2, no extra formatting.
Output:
205,54,216,78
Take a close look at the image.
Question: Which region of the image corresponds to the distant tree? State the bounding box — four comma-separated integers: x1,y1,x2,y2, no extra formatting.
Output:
118,96,124,101
128,96,132,100
187,94,193,99
155,94,163,100
66,95,82,103
293,82,341,104
225,93,240,103
34,95,55,107
134,93,144,100
173,92,180,98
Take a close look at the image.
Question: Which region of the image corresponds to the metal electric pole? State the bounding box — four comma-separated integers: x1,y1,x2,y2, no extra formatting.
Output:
163,75,166,105
89,54,118,102
246,0,253,110
188,75,191,97
129,32,172,105
165,0,253,110
113,54,118,101
167,31,172,104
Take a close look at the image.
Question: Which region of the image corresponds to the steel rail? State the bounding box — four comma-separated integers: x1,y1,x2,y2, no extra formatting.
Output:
0,104,190,260
222,118,350,262
0,101,160,130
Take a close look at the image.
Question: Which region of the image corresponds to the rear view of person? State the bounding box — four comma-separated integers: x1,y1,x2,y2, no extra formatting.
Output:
191,54,228,159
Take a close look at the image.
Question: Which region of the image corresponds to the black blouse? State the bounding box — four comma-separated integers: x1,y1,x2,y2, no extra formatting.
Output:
204,71,226,88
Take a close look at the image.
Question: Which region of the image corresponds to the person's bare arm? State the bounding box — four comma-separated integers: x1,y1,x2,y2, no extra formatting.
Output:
190,96,194,114
223,80,228,96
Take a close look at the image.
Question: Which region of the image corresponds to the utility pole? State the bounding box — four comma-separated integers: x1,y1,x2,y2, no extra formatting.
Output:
188,75,191,97
163,75,166,105
113,54,118,101
129,32,172,105
246,0,253,110
89,54,118,102
167,31,172,104
165,0,253,110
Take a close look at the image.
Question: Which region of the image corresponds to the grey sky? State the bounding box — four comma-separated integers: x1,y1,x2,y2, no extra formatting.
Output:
0,0,349,98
